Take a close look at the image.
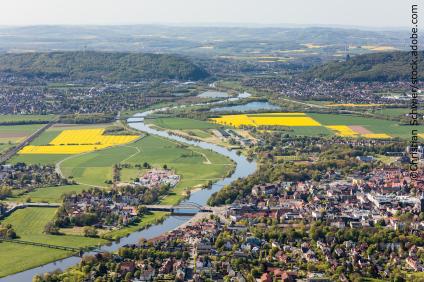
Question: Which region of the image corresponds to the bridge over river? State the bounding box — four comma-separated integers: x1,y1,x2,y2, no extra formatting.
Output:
144,202,213,215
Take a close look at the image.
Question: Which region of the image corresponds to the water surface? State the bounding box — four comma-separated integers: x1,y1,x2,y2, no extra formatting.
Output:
211,101,280,112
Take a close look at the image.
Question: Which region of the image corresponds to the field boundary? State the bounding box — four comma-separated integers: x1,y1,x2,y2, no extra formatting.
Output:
0,121,56,164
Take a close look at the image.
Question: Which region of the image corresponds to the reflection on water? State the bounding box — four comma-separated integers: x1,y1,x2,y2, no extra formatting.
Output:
211,101,280,112
197,90,229,98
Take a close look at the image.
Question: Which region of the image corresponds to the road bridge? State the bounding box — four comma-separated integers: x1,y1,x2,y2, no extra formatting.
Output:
144,202,213,215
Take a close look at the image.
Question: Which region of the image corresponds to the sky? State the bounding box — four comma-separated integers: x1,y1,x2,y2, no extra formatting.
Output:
0,0,414,28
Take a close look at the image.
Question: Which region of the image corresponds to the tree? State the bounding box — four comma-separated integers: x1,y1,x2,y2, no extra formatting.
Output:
83,226,98,238
124,272,133,281
44,222,60,235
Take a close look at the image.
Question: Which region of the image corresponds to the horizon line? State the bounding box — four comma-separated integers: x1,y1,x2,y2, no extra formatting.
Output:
0,22,410,31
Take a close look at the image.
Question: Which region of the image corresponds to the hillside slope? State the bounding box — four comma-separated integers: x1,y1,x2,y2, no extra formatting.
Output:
0,51,209,81
303,51,424,81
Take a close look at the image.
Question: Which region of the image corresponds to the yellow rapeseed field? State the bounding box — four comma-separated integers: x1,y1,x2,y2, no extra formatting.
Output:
247,113,306,116
361,134,391,139
210,113,321,127
326,126,392,139
326,126,358,137
19,128,139,154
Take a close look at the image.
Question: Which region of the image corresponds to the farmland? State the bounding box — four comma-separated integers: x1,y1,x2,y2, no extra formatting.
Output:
145,117,221,140
309,113,416,139
59,135,233,204
146,117,220,130
0,207,106,277
0,124,46,154
6,184,90,203
0,124,45,140
19,128,139,155
210,113,321,127
9,123,120,164
0,242,71,278
209,112,420,139
0,114,56,125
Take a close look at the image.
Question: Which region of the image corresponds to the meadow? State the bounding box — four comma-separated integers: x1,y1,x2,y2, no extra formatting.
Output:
101,211,168,240
0,207,106,247
0,207,106,277
11,154,71,165
371,107,410,117
146,117,221,130
59,135,233,204
6,184,90,203
0,242,72,277
0,114,56,125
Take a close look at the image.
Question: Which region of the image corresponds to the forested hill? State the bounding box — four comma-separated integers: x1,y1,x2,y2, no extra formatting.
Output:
303,51,424,82
0,51,209,81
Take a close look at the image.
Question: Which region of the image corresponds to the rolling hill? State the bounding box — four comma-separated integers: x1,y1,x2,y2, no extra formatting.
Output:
0,51,209,81
303,51,424,81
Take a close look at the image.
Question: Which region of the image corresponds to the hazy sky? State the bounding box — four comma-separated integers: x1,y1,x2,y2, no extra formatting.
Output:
0,0,414,28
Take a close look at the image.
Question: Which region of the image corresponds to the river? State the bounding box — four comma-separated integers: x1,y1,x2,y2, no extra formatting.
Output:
2,97,257,281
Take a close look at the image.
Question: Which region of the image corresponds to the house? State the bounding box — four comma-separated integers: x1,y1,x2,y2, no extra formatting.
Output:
281,271,297,282
406,257,424,271
159,258,173,274
252,183,277,196
138,264,155,281
119,261,136,274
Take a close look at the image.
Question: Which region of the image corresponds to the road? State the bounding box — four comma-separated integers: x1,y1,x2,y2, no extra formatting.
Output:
0,121,55,164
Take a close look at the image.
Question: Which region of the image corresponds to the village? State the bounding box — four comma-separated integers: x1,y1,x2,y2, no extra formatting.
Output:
44,169,180,230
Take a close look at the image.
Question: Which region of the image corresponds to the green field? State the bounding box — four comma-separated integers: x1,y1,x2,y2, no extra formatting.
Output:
59,135,233,204
184,129,213,138
6,185,90,203
290,126,334,136
309,113,416,138
0,124,44,135
0,114,56,124
0,207,106,277
371,107,409,117
0,143,12,154
0,124,46,155
102,211,168,240
146,117,220,130
0,242,72,277
30,131,61,145
11,154,71,165
27,123,114,146
0,207,105,247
